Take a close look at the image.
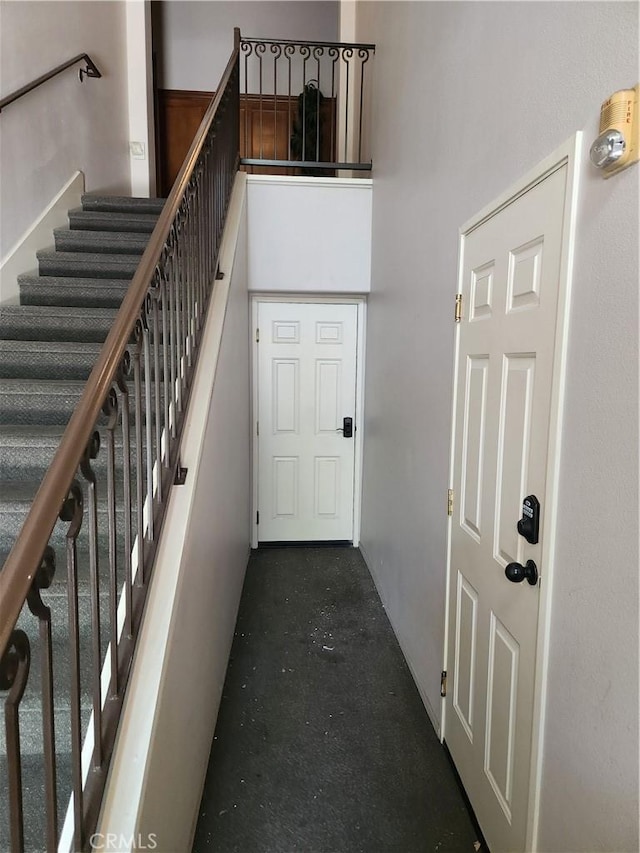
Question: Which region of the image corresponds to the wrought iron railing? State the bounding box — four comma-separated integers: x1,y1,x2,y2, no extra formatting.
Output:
0,37,240,852
0,26,375,851
238,35,375,172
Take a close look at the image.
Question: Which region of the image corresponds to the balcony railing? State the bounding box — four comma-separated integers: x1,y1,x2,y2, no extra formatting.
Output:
0,38,239,853
238,34,375,173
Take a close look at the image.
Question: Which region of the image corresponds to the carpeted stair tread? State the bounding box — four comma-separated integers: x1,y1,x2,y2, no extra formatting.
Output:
0,339,103,380
17,274,130,308
0,378,96,426
1,537,130,594
68,207,159,233
3,528,127,595
0,423,149,483
0,478,41,505
0,753,72,853
0,477,132,522
0,304,118,342
0,424,66,480
53,228,149,256
0,706,91,757
36,249,140,279
81,195,165,215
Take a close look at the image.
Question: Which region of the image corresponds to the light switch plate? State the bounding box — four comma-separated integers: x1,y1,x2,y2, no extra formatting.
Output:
129,141,146,160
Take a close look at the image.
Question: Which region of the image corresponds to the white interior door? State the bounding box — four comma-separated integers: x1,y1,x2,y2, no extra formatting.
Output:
257,301,358,542
446,162,573,852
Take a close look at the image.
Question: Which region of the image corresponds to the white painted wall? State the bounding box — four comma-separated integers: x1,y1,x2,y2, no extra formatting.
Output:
355,3,638,852
247,175,371,292
97,175,251,851
126,0,156,197
0,0,131,258
156,1,339,91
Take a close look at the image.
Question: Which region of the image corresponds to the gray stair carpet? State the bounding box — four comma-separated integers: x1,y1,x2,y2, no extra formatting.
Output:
0,193,164,853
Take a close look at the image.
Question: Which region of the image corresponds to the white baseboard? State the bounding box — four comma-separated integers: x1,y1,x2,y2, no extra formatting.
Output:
0,171,85,305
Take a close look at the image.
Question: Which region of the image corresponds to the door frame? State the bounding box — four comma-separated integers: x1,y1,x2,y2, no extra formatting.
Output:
442,133,582,850
250,294,367,549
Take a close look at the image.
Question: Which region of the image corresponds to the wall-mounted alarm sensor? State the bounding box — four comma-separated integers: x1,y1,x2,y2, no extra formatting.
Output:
590,84,638,177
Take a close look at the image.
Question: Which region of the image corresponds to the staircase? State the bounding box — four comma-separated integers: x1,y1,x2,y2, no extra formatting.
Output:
0,194,164,851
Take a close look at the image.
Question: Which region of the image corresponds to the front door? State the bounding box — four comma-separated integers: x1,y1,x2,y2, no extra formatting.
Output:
446,160,574,852
257,301,358,542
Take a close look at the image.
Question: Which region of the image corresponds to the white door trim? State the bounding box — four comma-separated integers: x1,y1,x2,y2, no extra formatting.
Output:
250,294,367,549
442,132,582,851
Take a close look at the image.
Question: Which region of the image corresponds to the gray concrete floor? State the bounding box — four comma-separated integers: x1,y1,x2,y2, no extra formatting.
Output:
192,546,481,853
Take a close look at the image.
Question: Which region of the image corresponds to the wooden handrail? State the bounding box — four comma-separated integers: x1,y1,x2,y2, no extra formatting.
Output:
0,53,101,113
0,41,240,655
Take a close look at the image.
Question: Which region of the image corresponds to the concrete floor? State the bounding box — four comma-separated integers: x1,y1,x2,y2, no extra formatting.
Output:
192,546,481,853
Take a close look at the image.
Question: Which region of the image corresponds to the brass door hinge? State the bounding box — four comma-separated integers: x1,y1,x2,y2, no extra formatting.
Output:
256,511,260,525
447,488,454,517
440,670,447,697
256,421,259,436
454,294,462,323
256,328,260,343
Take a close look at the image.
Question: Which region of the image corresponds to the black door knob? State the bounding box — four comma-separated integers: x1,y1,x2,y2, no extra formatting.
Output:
505,559,538,586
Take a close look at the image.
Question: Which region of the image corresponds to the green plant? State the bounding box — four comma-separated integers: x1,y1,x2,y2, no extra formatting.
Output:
291,80,324,166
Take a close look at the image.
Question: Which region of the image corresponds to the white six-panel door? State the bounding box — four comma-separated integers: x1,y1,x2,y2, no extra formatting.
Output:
446,162,572,853
256,301,358,542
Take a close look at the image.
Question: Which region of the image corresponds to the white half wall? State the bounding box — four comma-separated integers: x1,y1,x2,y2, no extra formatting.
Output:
247,176,372,293
356,3,638,852
0,0,131,258
0,171,84,304
156,1,339,91
97,174,251,852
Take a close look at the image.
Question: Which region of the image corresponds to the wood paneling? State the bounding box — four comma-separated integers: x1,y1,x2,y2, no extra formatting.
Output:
240,94,297,177
157,89,336,194
240,94,336,176
157,90,213,196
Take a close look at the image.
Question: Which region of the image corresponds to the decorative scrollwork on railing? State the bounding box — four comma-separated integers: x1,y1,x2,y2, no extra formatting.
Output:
77,428,104,771
239,35,375,171
132,318,146,586
270,42,283,62
119,355,134,641
239,39,254,59
25,545,59,849
28,545,56,604
341,46,355,63
59,480,85,847
101,387,121,698
1,628,30,852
